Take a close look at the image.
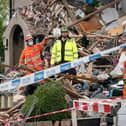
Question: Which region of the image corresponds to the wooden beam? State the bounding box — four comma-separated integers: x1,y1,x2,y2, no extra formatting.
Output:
61,0,75,21
0,64,36,73
67,0,121,27
87,34,114,39
6,100,25,115
46,34,114,39
64,86,84,99
78,49,89,56
60,73,93,84
47,0,58,7
93,65,113,68
61,0,81,33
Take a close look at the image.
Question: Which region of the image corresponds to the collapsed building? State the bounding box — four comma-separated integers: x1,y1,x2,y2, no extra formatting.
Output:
1,0,126,125
3,0,126,66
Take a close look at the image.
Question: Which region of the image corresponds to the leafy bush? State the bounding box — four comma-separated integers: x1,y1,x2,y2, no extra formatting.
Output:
0,66,4,73
22,81,70,122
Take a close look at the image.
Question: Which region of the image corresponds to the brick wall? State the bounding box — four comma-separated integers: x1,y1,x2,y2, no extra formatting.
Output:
13,0,32,10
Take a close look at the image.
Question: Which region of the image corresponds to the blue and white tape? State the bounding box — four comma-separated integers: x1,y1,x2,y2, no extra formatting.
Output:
0,43,126,91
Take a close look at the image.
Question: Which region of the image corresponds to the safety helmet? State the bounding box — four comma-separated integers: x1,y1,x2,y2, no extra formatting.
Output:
61,27,68,33
24,35,33,41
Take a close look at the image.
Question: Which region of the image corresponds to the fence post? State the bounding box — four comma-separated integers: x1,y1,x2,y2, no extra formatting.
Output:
1,93,6,109
71,109,77,126
7,92,13,108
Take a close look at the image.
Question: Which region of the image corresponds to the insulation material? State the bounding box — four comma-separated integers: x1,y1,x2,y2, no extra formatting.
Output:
101,8,119,24
118,16,126,25
107,25,123,36
110,52,126,77
105,21,119,31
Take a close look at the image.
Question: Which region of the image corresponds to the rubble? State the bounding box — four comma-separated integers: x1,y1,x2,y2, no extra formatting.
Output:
18,0,121,35
1,0,126,124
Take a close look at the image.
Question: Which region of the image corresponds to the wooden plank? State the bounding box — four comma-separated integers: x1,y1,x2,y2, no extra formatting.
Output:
78,49,89,56
87,62,93,75
71,109,77,126
64,86,84,99
61,0,81,33
6,100,25,115
79,16,102,33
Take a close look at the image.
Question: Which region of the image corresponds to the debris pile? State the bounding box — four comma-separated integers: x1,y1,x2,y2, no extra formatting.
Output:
18,0,124,35
1,0,126,125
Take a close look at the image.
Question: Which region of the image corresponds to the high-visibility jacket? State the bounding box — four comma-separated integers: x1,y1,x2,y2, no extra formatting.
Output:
19,39,47,74
123,60,126,96
51,39,78,65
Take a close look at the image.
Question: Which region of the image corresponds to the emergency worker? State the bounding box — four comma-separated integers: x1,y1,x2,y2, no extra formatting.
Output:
51,27,78,75
19,35,47,75
119,33,126,97
123,60,126,97
19,35,48,96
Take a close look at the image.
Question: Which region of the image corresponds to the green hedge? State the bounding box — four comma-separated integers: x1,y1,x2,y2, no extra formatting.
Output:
0,66,4,73
22,81,70,122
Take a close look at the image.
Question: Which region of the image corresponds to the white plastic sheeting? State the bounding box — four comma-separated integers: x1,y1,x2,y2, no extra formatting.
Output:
117,103,126,126
101,8,119,24
110,52,126,77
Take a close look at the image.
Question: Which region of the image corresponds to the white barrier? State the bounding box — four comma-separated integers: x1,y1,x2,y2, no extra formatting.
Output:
72,99,120,126
0,43,126,92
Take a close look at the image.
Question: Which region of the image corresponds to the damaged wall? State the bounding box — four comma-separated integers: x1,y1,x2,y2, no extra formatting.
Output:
10,0,32,10
119,0,126,14
3,13,31,66
4,0,123,66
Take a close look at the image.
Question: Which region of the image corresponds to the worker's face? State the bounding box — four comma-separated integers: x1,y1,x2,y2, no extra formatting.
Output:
61,32,68,38
26,38,34,46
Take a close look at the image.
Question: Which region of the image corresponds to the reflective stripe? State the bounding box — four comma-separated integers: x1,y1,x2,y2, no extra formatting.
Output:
25,58,32,62
57,51,61,53
27,64,34,67
32,55,40,60
27,63,43,67
34,63,43,66
65,49,72,52
73,52,78,54
65,54,73,56
25,55,41,62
